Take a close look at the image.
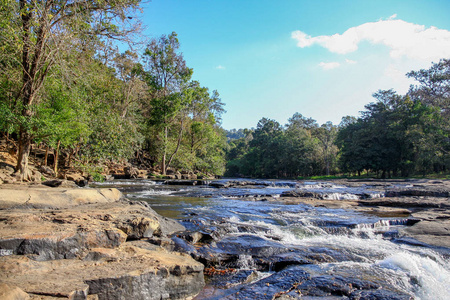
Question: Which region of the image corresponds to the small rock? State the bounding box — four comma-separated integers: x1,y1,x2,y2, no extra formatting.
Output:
42,179,78,188
124,166,139,179
0,162,15,175
38,165,55,177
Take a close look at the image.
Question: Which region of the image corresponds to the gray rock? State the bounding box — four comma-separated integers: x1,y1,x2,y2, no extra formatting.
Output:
349,289,413,300
38,165,55,177
86,263,205,300
42,179,78,188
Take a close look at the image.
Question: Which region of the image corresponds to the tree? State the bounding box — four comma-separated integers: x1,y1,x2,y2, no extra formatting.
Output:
313,122,338,175
1,0,142,180
142,32,193,174
337,89,442,177
113,50,147,118
407,59,450,119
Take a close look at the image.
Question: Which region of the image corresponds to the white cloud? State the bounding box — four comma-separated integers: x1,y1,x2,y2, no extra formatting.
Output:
388,14,397,20
216,65,226,70
345,59,357,64
291,18,450,61
319,62,341,70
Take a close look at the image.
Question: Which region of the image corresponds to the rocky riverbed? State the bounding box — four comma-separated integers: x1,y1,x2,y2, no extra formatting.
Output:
0,184,204,299
105,177,449,299
1,178,449,299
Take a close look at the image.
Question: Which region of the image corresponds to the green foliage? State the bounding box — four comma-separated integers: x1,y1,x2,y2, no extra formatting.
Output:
337,87,445,178
141,37,226,175
226,61,449,179
225,115,335,178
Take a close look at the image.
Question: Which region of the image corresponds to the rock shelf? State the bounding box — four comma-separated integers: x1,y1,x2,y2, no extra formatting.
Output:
0,185,204,300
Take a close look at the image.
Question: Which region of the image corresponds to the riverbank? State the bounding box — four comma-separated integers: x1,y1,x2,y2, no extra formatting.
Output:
0,185,204,299
1,178,449,299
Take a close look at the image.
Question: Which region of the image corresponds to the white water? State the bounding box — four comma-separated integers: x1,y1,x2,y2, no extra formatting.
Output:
118,179,449,299
378,252,450,300
224,214,450,299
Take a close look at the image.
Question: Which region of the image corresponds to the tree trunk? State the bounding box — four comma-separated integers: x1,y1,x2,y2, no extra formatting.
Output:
161,126,168,175
15,128,32,181
166,120,184,172
54,140,60,175
44,145,49,166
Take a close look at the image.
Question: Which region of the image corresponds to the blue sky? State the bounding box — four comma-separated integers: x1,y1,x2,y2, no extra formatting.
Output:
140,0,450,130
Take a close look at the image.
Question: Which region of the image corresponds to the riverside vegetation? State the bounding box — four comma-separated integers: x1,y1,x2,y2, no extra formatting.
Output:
0,1,449,181
0,2,449,298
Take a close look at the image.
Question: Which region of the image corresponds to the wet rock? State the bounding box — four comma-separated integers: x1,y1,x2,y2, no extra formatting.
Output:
208,269,258,288
349,289,413,300
281,190,322,198
171,236,198,254
216,235,290,258
177,231,204,244
210,181,232,188
164,180,198,186
224,266,311,300
192,244,239,268
188,235,292,270
261,252,314,271
295,275,375,297
385,188,450,198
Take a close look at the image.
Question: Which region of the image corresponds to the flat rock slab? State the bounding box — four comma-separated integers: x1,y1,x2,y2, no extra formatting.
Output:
0,244,204,300
0,185,122,209
0,200,184,260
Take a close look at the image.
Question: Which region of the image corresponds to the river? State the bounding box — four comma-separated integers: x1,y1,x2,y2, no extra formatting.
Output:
95,179,450,299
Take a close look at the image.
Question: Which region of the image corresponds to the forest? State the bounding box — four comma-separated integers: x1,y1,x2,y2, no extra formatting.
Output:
0,0,226,180
1,0,449,180
226,59,450,179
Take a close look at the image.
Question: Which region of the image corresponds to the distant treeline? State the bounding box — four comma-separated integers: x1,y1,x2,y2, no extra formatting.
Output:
225,59,450,178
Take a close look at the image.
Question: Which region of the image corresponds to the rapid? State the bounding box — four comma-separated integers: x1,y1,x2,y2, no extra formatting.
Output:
95,179,450,299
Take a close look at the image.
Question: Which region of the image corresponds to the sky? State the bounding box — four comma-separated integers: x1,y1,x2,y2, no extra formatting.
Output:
139,0,450,130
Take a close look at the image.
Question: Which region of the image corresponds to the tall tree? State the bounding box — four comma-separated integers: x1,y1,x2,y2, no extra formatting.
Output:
313,122,338,176
142,32,193,174
1,0,142,180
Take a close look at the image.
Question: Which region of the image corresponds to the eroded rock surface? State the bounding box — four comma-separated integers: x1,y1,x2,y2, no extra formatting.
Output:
0,186,204,299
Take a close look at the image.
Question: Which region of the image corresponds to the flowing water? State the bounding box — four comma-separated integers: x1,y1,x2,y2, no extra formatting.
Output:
95,179,450,299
